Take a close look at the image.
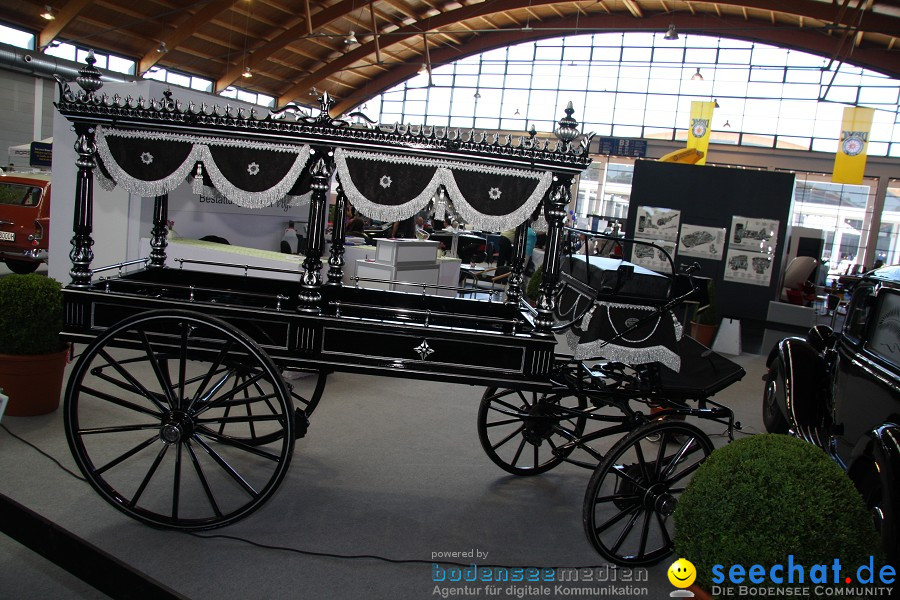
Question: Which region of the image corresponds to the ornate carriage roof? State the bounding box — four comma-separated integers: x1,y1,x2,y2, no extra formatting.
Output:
55,56,592,230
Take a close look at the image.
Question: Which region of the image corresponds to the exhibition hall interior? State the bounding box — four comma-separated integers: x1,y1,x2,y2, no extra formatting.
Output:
0,1,898,599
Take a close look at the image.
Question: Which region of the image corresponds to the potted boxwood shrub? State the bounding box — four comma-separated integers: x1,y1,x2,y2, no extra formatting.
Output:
0,274,68,416
674,434,883,599
690,277,718,346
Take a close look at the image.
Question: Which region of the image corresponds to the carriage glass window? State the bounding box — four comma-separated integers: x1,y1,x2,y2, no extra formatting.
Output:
844,284,876,342
865,290,900,368
0,184,42,206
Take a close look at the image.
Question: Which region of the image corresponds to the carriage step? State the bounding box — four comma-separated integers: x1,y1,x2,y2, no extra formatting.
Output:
294,408,310,439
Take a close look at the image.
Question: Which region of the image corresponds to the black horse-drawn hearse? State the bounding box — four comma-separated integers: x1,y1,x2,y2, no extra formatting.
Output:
53,54,745,566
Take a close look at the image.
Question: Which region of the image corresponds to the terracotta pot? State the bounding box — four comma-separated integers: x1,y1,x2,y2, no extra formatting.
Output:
0,347,68,416
688,584,713,600
690,321,717,347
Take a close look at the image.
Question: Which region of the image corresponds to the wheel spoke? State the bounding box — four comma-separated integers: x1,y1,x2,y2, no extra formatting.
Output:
664,459,704,486
129,444,168,507
593,493,640,505
655,510,673,548
194,372,266,416
186,341,235,411
191,435,258,497
195,429,283,462
611,464,649,492
80,386,162,419
79,423,161,435
138,330,178,408
633,440,652,483
177,323,190,409
490,424,525,452
532,443,539,469
185,440,222,518
94,435,159,476
195,414,285,426
487,417,525,428
610,508,642,554
637,508,652,559
97,349,168,414
488,398,528,417
510,437,527,467
661,437,699,481
654,432,669,480
594,503,640,534
172,442,182,519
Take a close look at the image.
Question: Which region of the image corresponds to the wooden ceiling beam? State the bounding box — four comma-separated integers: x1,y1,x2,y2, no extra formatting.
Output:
622,0,644,18
39,0,94,49
216,0,382,92
139,0,234,74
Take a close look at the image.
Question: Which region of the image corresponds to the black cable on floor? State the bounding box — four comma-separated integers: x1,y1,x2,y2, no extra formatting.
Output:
185,531,612,571
0,423,86,482
1,423,611,571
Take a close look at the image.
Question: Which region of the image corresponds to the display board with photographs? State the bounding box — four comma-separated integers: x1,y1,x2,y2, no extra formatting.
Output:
631,238,677,273
729,216,779,253
723,249,774,286
678,224,727,260
635,206,681,242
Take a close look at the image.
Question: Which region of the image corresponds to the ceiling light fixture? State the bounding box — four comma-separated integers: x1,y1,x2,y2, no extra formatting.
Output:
345,30,358,46
474,90,481,99
242,66,253,78
418,63,428,75
723,120,731,128
664,24,678,40
40,5,55,21
714,98,720,108
514,108,520,116
157,41,168,54
691,68,704,81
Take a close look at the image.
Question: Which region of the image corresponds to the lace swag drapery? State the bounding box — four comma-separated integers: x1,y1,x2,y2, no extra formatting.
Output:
93,126,553,230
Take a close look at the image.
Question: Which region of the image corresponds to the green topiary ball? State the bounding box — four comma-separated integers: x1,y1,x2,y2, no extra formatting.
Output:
0,273,65,355
674,434,882,596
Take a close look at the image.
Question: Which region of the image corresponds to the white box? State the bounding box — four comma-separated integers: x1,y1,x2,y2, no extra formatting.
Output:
375,239,440,265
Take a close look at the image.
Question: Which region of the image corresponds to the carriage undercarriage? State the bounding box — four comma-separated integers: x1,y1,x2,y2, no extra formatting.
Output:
53,60,743,567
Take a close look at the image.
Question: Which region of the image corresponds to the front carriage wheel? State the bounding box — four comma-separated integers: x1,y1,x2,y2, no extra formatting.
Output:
582,420,713,565
477,387,587,476
64,310,294,530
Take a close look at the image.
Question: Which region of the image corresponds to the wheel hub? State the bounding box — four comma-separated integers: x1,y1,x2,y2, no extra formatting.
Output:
160,411,193,444
644,482,676,516
522,404,554,444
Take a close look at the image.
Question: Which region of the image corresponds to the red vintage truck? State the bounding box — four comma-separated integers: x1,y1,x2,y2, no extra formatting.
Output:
0,173,51,274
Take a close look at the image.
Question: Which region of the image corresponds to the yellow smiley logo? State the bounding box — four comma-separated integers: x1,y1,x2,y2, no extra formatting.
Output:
667,558,697,588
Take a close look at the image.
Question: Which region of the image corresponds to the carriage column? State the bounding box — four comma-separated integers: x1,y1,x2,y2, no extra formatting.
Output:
534,178,571,333
326,182,348,285
300,151,334,312
148,194,169,269
68,122,98,287
504,221,529,304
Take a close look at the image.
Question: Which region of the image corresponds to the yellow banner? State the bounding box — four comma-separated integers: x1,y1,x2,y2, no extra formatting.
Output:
832,106,875,185
685,101,716,165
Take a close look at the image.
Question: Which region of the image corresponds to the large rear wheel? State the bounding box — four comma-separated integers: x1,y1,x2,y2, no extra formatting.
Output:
65,310,294,530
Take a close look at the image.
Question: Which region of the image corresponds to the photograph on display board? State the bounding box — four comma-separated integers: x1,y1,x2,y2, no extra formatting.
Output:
724,249,774,286
729,216,780,252
631,237,677,273
635,206,681,242
678,224,727,260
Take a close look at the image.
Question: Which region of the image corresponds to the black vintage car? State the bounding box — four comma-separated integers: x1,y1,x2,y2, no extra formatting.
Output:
763,265,900,561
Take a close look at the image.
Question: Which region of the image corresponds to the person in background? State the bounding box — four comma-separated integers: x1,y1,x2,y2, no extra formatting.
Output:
415,216,430,240
390,215,417,239
281,220,299,254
